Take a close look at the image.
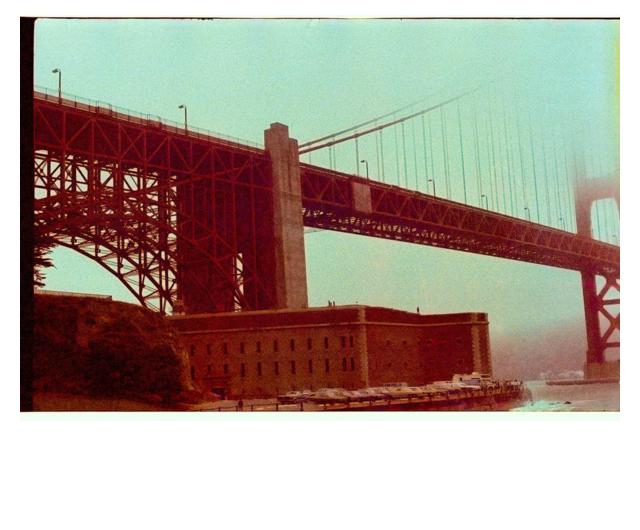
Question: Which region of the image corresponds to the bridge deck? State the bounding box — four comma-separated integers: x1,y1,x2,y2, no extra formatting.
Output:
300,164,619,277
33,91,619,282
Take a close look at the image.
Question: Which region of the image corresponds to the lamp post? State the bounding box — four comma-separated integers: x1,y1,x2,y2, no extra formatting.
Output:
559,217,565,230
51,68,61,103
481,193,489,210
178,104,187,134
360,159,369,179
524,206,531,221
428,178,436,196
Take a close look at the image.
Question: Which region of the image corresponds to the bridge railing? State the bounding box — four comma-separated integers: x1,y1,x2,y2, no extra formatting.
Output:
33,85,263,152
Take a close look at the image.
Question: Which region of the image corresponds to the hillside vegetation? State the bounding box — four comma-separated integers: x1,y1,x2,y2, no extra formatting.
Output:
32,294,203,410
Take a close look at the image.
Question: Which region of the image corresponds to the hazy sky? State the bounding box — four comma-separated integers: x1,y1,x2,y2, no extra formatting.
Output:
34,18,619,341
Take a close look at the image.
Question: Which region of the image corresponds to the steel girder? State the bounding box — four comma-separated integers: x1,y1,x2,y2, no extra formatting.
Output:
580,272,620,364
574,177,620,364
34,93,276,314
300,165,620,278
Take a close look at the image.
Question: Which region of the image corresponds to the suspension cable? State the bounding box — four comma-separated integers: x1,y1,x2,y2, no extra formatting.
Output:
298,88,479,155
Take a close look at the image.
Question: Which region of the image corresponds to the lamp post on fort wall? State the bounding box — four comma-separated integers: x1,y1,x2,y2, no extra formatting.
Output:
51,68,61,103
360,159,369,179
178,104,188,134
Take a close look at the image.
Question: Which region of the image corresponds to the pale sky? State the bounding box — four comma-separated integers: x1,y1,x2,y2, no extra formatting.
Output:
34,18,619,341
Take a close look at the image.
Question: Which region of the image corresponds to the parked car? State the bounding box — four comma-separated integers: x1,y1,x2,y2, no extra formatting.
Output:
355,388,387,401
452,372,488,389
277,390,312,404
309,388,351,404
345,390,368,402
384,386,421,399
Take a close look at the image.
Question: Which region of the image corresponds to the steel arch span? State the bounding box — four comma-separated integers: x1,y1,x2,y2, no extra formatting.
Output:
34,93,278,314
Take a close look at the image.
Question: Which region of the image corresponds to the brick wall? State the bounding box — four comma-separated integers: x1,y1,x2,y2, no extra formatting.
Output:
170,307,492,398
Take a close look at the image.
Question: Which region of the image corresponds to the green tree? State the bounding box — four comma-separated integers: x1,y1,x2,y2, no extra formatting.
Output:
33,230,55,288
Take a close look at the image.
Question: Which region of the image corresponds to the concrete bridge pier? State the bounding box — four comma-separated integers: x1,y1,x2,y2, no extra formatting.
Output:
264,123,308,309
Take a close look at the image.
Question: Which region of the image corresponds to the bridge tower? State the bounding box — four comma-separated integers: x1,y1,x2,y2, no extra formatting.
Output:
264,123,309,309
574,176,620,379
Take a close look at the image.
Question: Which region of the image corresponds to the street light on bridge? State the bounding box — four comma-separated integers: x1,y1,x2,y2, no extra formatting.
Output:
428,178,436,196
481,194,489,210
559,217,565,230
51,68,61,103
524,206,531,221
360,159,369,179
178,104,188,134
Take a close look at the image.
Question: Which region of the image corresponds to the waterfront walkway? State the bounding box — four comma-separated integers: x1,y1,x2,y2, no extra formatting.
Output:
191,382,525,412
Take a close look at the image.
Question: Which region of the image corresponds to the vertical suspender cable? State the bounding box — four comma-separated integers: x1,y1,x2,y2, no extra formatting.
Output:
562,136,574,232
541,131,552,225
487,86,501,212
401,122,409,188
516,108,528,217
596,151,610,242
394,118,400,186
421,114,429,189
411,118,419,190
588,152,601,239
473,97,483,206
502,99,515,215
552,131,564,230
355,136,360,175
486,117,495,210
428,115,436,194
488,104,500,212
496,104,507,215
457,100,468,204
379,130,385,182
375,125,380,181
441,107,451,199
528,113,541,222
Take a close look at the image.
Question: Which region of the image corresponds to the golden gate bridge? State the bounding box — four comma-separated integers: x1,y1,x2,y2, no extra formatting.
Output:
31,81,619,374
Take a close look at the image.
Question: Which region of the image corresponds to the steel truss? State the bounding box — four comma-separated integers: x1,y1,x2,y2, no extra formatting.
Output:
574,179,620,364
581,273,620,362
300,165,619,277
34,93,276,314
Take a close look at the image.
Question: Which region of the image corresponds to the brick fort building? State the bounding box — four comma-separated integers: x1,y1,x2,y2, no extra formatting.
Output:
170,305,492,399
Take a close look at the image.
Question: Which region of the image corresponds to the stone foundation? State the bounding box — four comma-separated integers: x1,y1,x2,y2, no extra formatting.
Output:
584,360,620,381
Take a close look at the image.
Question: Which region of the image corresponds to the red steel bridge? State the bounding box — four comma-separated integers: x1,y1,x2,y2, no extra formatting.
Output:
32,88,620,370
